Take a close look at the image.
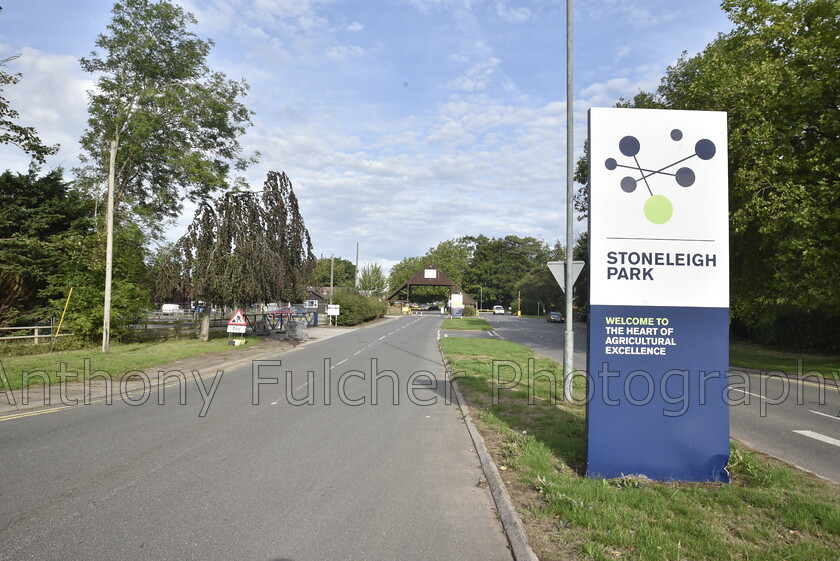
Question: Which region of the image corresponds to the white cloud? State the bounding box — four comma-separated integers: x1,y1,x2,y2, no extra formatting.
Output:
448,57,501,92
0,48,91,172
493,1,532,23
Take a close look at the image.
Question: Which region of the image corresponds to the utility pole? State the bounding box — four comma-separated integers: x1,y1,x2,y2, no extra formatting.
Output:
329,254,335,326
101,139,117,353
355,242,359,288
563,0,575,401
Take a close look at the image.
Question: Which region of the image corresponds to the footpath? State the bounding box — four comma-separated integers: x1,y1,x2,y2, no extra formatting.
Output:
0,326,355,417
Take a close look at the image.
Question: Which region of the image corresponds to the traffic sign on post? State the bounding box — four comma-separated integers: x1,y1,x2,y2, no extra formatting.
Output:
227,309,247,334
547,260,585,293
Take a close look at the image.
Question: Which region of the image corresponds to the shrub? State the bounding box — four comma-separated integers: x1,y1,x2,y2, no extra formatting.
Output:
331,291,387,326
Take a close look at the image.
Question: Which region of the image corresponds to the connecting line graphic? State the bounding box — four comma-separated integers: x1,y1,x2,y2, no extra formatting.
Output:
612,153,698,184
604,130,717,224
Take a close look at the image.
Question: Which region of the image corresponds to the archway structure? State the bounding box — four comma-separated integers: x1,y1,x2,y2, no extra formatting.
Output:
385,265,476,307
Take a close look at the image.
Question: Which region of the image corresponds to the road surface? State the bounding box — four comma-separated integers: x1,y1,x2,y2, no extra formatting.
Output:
0,316,512,561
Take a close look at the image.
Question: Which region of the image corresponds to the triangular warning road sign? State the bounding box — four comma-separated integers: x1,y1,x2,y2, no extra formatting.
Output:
228,309,247,326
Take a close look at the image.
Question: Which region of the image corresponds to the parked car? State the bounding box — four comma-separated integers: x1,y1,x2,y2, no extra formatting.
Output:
547,311,564,323
493,305,505,315
428,305,440,311
161,304,183,315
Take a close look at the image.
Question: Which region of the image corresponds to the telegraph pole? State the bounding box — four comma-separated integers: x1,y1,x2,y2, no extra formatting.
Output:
102,139,117,353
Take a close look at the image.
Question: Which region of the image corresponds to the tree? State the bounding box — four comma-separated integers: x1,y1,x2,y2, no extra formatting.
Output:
358,263,388,296
44,218,152,341
165,171,315,340
0,168,92,325
464,235,555,306
610,0,839,351
77,0,257,226
515,266,564,315
78,0,257,350
0,9,59,163
425,237,474,287
313,257,356,287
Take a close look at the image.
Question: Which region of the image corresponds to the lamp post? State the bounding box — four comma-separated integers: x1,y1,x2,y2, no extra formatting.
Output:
563,0,575,401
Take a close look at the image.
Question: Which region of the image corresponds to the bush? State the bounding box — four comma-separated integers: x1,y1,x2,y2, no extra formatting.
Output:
462,305,477,317
331,291,387,326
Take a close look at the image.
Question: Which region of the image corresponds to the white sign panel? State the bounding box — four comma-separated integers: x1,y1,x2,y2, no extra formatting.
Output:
589,108,728,308
424,269,437,279
327,304,340,316
227,325,246,334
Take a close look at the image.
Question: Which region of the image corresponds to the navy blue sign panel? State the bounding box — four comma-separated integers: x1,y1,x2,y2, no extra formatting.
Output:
586,305,730,481
587,108,729,482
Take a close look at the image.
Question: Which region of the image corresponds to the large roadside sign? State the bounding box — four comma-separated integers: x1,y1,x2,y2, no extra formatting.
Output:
587,107,730,482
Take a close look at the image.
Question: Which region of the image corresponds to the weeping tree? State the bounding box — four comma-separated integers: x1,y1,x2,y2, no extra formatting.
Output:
157,171,315,340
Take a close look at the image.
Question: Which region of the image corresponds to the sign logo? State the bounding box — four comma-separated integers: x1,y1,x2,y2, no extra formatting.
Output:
604,130,717,224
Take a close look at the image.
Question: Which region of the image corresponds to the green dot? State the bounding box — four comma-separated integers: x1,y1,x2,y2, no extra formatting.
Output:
644,195,673,224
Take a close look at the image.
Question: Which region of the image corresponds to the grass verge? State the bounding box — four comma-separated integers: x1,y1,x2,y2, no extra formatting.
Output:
440,337,840,561
441,317,493,330
730,340,840,379
0,337,263,391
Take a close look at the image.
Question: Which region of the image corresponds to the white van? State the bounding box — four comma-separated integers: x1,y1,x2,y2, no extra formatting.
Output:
161,304,184,315
493,305,505,315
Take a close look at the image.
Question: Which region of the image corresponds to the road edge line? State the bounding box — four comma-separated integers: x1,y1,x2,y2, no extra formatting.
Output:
439,345,539,561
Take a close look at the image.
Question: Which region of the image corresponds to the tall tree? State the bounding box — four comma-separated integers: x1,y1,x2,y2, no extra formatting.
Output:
165,171,315,341
0,9,59,163
77,0,257,225
78,0,257,350
611,0,839,351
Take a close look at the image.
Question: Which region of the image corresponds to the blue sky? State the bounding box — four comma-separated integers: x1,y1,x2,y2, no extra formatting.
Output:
0,0,733,273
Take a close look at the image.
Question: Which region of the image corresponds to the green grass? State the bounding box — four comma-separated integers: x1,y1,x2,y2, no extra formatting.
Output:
441,337,840,561
730,340,840,379
440,317,493,330
0,337,262,391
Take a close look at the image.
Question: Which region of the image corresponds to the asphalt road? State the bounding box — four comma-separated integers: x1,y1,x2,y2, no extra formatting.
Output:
478,314,840,483
0,316,511,561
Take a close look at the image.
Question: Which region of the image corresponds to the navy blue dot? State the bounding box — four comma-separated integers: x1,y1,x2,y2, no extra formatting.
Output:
695,139,716,160
619,136,641,157
676,167,695,187
620,177,637,193
605,158,617,170
671,129,683,141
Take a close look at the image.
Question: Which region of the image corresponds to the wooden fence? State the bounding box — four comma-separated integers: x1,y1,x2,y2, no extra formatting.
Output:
1,311,318,345
0,325,71,345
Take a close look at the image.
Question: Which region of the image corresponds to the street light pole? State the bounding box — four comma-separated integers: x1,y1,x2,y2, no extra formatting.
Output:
563,0,575,401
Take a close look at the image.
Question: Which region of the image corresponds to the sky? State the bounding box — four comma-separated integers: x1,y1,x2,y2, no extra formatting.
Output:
0,0,734,274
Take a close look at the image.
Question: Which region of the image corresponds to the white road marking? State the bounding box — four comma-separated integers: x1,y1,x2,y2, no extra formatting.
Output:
729,387,766,400
809,410,840,421
793,430,840,448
